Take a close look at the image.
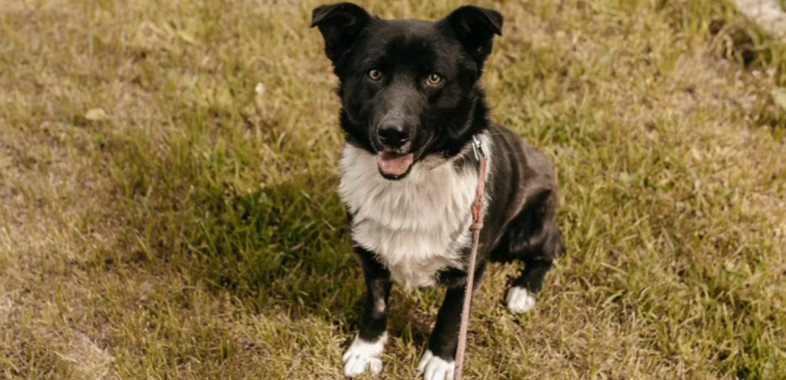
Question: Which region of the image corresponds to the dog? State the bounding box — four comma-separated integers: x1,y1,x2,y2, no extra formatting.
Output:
311,3,565,379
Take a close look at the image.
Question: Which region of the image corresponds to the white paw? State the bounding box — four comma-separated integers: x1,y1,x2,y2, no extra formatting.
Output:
342,332,387,378
417,349,454,380
506,286,537,314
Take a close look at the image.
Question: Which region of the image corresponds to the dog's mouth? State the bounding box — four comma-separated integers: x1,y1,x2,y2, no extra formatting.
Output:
377,152,414,180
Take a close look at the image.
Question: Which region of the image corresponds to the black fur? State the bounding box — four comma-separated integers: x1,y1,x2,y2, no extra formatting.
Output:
312,2,565,375
312,3,500,166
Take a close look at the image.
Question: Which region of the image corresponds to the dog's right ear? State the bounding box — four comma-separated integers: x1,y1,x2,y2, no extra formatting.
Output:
311,3,371,64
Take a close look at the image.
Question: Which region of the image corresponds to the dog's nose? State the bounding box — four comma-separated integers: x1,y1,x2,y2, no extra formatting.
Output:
378,123,410,148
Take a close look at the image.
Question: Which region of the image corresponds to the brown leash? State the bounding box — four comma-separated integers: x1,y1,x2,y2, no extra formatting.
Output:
454,136,488,380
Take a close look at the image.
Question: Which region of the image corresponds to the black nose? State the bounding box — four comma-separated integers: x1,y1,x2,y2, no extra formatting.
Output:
378,123,410,148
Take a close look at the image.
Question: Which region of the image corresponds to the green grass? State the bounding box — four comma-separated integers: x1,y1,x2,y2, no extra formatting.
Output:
1,0,785,379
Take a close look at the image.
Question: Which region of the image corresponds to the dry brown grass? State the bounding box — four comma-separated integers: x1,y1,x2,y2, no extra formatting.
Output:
1,0,785,379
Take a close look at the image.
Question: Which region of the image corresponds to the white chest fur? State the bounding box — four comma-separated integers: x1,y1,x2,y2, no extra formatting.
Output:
338,138,490,288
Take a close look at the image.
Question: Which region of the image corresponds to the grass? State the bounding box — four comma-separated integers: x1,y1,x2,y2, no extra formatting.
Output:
1,0,785,379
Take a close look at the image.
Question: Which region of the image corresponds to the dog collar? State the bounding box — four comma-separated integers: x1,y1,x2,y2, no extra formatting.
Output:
471,135,487,161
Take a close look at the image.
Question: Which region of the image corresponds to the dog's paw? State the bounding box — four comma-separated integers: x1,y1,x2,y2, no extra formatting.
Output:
342,333,387,378
506,286,537,314
417,349,454,380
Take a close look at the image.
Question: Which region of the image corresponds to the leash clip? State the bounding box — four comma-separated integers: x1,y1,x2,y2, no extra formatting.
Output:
471,135,487,161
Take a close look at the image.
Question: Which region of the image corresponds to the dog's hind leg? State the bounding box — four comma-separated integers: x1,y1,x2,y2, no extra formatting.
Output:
497,188,565,314
506,258,554,314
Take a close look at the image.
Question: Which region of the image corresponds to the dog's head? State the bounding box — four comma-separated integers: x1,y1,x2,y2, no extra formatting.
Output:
312,3,502,179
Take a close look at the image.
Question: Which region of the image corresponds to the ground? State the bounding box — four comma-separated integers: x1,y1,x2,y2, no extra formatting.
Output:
1,0,785,379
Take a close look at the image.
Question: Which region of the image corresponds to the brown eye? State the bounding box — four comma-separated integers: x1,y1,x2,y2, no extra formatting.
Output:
427,73,443,85
368,69,382,81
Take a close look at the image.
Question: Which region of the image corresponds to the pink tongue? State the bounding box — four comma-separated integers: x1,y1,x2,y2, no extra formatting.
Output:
378,153,414,176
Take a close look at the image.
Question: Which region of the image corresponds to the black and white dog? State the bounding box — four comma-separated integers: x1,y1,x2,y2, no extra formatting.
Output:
312,3,565,379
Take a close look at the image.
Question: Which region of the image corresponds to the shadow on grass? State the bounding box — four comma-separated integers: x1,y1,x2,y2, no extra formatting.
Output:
186,174,364,322
105,134,369,328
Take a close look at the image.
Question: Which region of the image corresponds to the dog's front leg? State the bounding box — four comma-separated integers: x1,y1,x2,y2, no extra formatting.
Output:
418,265,486,380
343,246,392,378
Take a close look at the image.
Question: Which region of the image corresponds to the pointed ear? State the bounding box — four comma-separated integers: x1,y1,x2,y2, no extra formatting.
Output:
311,2,371,64
442,6,503,66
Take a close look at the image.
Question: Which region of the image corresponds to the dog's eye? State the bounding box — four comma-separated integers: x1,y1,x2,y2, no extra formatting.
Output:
368,69,382,81
427,73,443,86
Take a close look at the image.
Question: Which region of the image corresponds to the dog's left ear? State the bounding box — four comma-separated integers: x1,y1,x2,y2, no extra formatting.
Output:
311,3,371,64
441,6,503,67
